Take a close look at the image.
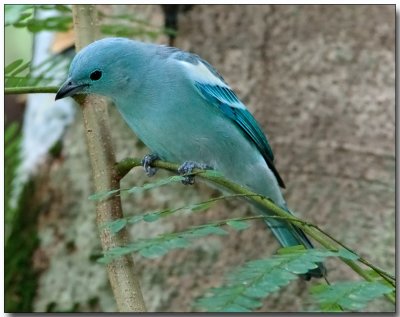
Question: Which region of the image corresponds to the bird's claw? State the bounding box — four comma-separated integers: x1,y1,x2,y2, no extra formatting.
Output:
142,154,159,177
178,161,209,185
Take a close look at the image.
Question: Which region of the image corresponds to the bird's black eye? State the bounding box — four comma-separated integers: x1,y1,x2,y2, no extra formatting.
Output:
90,70,102,81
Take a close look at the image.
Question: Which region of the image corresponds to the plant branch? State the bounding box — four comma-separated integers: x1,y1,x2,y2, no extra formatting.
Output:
312,224,395,284
71,5,146,312
115,157,395,304
5,86,59,95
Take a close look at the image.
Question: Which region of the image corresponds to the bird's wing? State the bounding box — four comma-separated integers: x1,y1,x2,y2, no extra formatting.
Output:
170,50,285,188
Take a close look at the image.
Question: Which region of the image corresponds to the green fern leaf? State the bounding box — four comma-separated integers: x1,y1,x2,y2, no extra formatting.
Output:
88,189,120,201
195,248,350,312
5,59,24,74
311,281,393,311
106,218,127,234
5,5,33,25
5,52,71,93
226,220,251,231
139,245,169,258
127,175,185,193
142,213,161,222
337,248,359,260
99,224,228,263
190,200,215,212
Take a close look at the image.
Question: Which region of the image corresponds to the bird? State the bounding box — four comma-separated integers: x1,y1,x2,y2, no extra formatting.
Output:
56,37,325,279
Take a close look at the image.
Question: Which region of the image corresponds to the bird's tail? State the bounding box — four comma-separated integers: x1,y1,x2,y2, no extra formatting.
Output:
263,208,326,280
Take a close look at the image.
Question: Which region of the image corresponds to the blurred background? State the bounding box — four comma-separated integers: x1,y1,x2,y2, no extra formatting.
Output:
4,4,395,312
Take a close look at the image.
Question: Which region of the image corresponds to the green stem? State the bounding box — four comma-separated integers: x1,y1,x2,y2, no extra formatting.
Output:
115,157,395,304
312,225,395,285
5,86,59,95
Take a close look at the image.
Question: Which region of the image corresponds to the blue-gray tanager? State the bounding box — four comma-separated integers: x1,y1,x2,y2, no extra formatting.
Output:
56,38,325,279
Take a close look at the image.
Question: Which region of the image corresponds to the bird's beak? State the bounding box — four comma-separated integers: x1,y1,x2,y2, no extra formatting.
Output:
55,78,88,100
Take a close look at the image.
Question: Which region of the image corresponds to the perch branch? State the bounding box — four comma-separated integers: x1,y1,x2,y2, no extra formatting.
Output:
71,5,146,312
5,86,59,95
115,156,395,303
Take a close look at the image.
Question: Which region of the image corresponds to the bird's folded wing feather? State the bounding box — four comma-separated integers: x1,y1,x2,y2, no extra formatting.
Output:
172,51,286,188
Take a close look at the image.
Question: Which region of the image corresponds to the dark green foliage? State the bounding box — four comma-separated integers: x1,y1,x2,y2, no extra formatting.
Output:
102,196,224,234
195,247,359,312
5,53,70,89
5,5,34,25
17,15,72,33
5,123,21,242
5,124,41,312
92,174,395,312
5,5,174,94
5,180,40,312
5,6,393,311
5,59,26,74
99,224,228,264
96,176,395,311
5,7,73,91
5,5,72,32
5,5,175,40
226,220,251,231
363,268,395,288
48,140,64,157
311,281,393,311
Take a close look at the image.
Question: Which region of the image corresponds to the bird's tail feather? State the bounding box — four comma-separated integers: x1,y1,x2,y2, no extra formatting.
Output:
265,218,314,249
263,207,326,279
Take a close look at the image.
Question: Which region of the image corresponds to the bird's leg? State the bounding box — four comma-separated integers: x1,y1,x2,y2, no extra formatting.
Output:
141,153,159,177
178,161,210,185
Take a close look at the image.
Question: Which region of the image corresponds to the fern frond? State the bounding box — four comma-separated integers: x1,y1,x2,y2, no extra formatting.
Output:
5,4,72,31
89,175,187,201
311,281,393,311
195,247,359,312
5,53,70,92
98,224,229,264
102,193,260,234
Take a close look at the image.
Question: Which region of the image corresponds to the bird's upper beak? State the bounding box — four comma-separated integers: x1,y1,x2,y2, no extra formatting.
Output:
55,78,88,100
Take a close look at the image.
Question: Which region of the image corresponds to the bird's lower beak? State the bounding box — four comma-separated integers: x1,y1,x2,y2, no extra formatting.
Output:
55,78,88,100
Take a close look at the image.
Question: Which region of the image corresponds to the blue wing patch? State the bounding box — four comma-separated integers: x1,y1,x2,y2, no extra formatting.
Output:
195,82,286,188
159,43,286,187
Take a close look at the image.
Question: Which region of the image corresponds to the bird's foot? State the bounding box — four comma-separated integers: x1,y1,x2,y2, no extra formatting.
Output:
142,153,159,177
178,161,210,185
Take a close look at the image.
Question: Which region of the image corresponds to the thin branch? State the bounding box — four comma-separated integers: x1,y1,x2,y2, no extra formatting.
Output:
5,86,59,95
115,157,395,304
72,5,146,312
312,225,395,285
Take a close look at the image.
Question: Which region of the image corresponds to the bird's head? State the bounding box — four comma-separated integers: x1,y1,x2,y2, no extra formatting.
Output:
56,38,142,101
